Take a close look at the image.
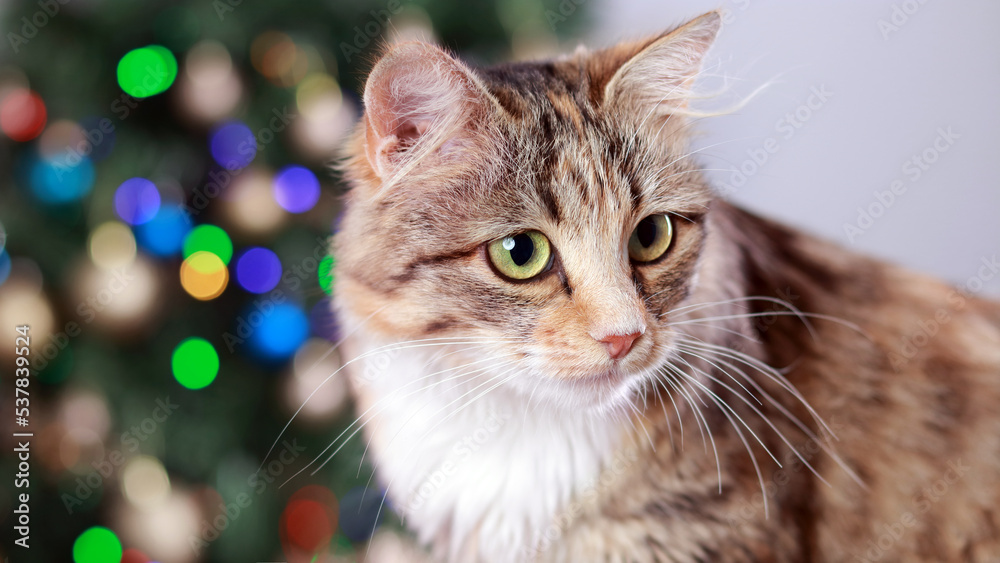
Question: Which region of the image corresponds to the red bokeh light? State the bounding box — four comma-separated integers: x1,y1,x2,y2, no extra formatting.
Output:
286,499,331,549
279,485,339,563
120,547,151,563
0,88,47,142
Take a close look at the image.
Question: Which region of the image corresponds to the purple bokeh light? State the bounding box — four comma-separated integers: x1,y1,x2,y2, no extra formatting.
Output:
209,121,256,170
273,165,320,213
114,177,161,225
235,247,282,294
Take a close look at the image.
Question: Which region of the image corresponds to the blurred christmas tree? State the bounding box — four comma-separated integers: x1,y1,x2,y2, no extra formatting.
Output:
0,0,587,561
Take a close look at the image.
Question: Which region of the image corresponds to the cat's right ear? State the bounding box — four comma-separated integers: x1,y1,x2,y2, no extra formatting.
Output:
600,11,721,119
362,41,494,180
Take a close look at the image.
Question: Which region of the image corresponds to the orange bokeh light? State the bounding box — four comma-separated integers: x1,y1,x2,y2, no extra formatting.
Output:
179,251,228,301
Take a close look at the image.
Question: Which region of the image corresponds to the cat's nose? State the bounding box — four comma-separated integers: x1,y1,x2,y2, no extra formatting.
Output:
596,332,641,360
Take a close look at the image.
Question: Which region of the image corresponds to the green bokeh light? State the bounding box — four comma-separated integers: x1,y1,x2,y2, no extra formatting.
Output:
72,526,122,563
171,338,219,390
117,45,178,98
318,255,335,295
183,224,234,265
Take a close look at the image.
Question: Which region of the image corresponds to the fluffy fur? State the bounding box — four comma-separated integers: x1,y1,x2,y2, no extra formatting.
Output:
331,11,1000,562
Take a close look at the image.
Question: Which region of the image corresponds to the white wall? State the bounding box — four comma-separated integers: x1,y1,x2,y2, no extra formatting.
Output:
587,0,1000,296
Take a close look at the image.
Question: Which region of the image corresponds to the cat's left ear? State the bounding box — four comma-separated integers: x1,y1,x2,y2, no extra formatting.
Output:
602,11,721,117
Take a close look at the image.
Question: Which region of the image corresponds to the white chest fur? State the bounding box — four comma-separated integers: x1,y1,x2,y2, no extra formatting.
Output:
347,335,627,562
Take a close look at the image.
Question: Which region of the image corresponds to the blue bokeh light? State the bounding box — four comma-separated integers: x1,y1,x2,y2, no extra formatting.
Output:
28,152,95,204
273,165,320,213
247,303,308,361
0,250,11,287
209,121,256,170
338,487,386,542
114,178,161,225
135,204,193,257
235,247,282,294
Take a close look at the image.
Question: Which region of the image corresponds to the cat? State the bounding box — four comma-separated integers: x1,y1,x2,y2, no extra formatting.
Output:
330,10,1000,562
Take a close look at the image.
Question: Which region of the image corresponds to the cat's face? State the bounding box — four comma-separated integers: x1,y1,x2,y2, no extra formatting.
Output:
335,13,722,413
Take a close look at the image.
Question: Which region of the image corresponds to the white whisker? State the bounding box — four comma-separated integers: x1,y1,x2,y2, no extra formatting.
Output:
360,359,523,480
656,367,719,481
261,335,527,472
277,343,524,486
674,336,866,488
661,360,769,511
356,355,523,477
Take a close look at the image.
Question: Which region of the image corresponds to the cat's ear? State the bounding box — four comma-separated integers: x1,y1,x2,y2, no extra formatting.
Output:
362,41,494,179
601,11,721,117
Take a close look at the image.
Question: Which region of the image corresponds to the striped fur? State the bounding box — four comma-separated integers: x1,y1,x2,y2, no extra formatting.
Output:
333,11,1000,562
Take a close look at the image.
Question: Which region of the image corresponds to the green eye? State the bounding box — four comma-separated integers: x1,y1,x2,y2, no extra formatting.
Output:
628,214,673,262
487,231,552,280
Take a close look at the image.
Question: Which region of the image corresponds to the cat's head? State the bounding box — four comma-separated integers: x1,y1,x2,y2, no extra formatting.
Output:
335,12,723,414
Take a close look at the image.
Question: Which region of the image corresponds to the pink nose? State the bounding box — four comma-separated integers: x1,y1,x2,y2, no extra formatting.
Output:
597,332,640,360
